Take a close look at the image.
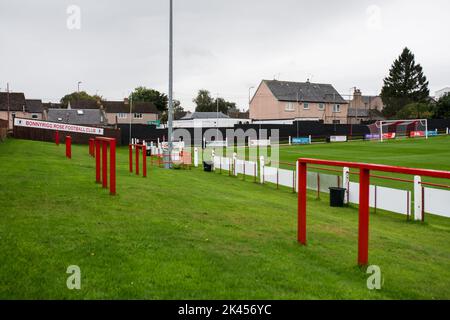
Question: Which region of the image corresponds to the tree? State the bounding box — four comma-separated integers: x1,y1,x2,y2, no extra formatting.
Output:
60,91,97,108
193,89,238,114
434,94,450,119
130,87,168,113
193,90,215,112
396,102,434,120
160,99,185,123
381,47,430,118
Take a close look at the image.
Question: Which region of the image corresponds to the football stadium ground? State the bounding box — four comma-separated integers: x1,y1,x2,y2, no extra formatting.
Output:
0,136,449,299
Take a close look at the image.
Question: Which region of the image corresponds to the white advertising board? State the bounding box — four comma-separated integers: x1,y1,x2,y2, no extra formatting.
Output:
14,118,104,135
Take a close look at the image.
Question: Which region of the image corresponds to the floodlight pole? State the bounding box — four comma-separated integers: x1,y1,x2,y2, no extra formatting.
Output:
129,94,133,144
166,0,174,169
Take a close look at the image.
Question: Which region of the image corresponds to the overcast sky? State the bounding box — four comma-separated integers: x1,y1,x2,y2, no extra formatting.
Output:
1,0,449,111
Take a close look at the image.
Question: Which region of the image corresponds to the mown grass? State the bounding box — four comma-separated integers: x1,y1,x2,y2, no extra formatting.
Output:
0,138,449,299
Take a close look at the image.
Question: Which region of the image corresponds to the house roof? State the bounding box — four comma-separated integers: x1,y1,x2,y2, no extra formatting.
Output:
25,99,44,113
180,112,230,120
43,102,63,109
47,109,106,125
68,99,100,110
102,101,159,114
263,80,347,104
348,108,384,120
0,92,26,111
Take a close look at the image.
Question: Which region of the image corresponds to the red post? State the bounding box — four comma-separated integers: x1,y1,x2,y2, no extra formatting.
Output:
65,136,72,159
358,168,370,266
298,161,307,245
89,138,95,157
95,140,101,183
55,131,59,146
135,145,140,176
102,141,108,189
110,139,116,195
143,145,147,178
129,144,133,173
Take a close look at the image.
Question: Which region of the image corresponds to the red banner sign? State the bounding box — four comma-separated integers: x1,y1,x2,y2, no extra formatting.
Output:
410,131,425,138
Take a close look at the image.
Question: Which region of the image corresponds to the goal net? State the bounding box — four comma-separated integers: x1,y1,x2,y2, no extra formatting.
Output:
367,119,428,141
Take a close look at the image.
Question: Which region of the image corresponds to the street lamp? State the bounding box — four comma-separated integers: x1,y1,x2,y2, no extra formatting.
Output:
77,81,82,109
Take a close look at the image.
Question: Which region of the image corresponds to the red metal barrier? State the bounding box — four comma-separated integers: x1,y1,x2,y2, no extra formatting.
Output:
55,131,59,146
129,144,147,178
65,136,72,159
89,138,95,157
297,158,450,266
94,137,116,195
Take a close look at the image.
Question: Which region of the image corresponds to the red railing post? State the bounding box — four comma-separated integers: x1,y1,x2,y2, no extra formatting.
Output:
143,145,147,178
95,140,101,183
135,146,140,176
65,136,72,159
110,139,116,195
55,131,59,146
298,161,307,245
102,141,108,189
358,168,370,266
129,144,133,173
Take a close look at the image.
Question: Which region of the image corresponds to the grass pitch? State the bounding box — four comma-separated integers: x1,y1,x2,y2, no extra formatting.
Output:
0,137,449,299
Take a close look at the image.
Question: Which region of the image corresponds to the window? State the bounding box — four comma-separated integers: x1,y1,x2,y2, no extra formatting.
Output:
31,114,39,119
134,113,143,119
303,103,309,110
118,113,127,119
318,103,325,111
285,102,295,112
333,104,341,113
333,120,341,124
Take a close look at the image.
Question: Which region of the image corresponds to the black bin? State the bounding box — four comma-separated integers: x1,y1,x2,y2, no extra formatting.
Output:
329,187,346,207
203,161,213,172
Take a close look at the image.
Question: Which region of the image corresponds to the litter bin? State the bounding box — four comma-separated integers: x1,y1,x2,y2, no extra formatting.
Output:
203,161,213,172
329,187,346,207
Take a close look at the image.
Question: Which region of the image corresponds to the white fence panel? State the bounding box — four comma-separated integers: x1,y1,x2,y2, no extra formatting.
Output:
263,167,278,184
279,168,295,189
348,182,410,215
376,186,410,215
319,173,340,194
244,161,257,177
234,159,257,178
220,157,231,171
307,172,318,191
424,188,450,218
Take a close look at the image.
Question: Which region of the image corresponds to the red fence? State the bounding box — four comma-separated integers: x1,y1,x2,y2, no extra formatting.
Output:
296,158,450,266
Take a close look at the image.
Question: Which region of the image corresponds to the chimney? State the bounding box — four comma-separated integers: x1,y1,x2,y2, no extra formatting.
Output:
124,98,129,105
352,88,363,109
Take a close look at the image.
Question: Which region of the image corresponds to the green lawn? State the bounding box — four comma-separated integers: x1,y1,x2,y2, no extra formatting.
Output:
0,137,450,299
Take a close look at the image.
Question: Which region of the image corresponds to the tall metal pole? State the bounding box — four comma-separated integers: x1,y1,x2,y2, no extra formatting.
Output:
6,83,10,130
216,93,219,138
129,93,133,144
77,81,82,109
166,0,174,169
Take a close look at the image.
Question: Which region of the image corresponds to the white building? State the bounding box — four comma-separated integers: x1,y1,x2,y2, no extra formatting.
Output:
435,87,450,100
173,112,250,128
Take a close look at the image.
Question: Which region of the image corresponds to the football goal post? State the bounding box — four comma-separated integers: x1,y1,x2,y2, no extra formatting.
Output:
368,119,428,142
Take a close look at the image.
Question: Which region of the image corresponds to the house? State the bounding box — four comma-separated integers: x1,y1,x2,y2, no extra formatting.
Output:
47,109,107,126
349,89,384,112
347,88,385,124
0,92,45,129
435,87,450,101
173,112,249,128
102,99,159,125
250,80,349,124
